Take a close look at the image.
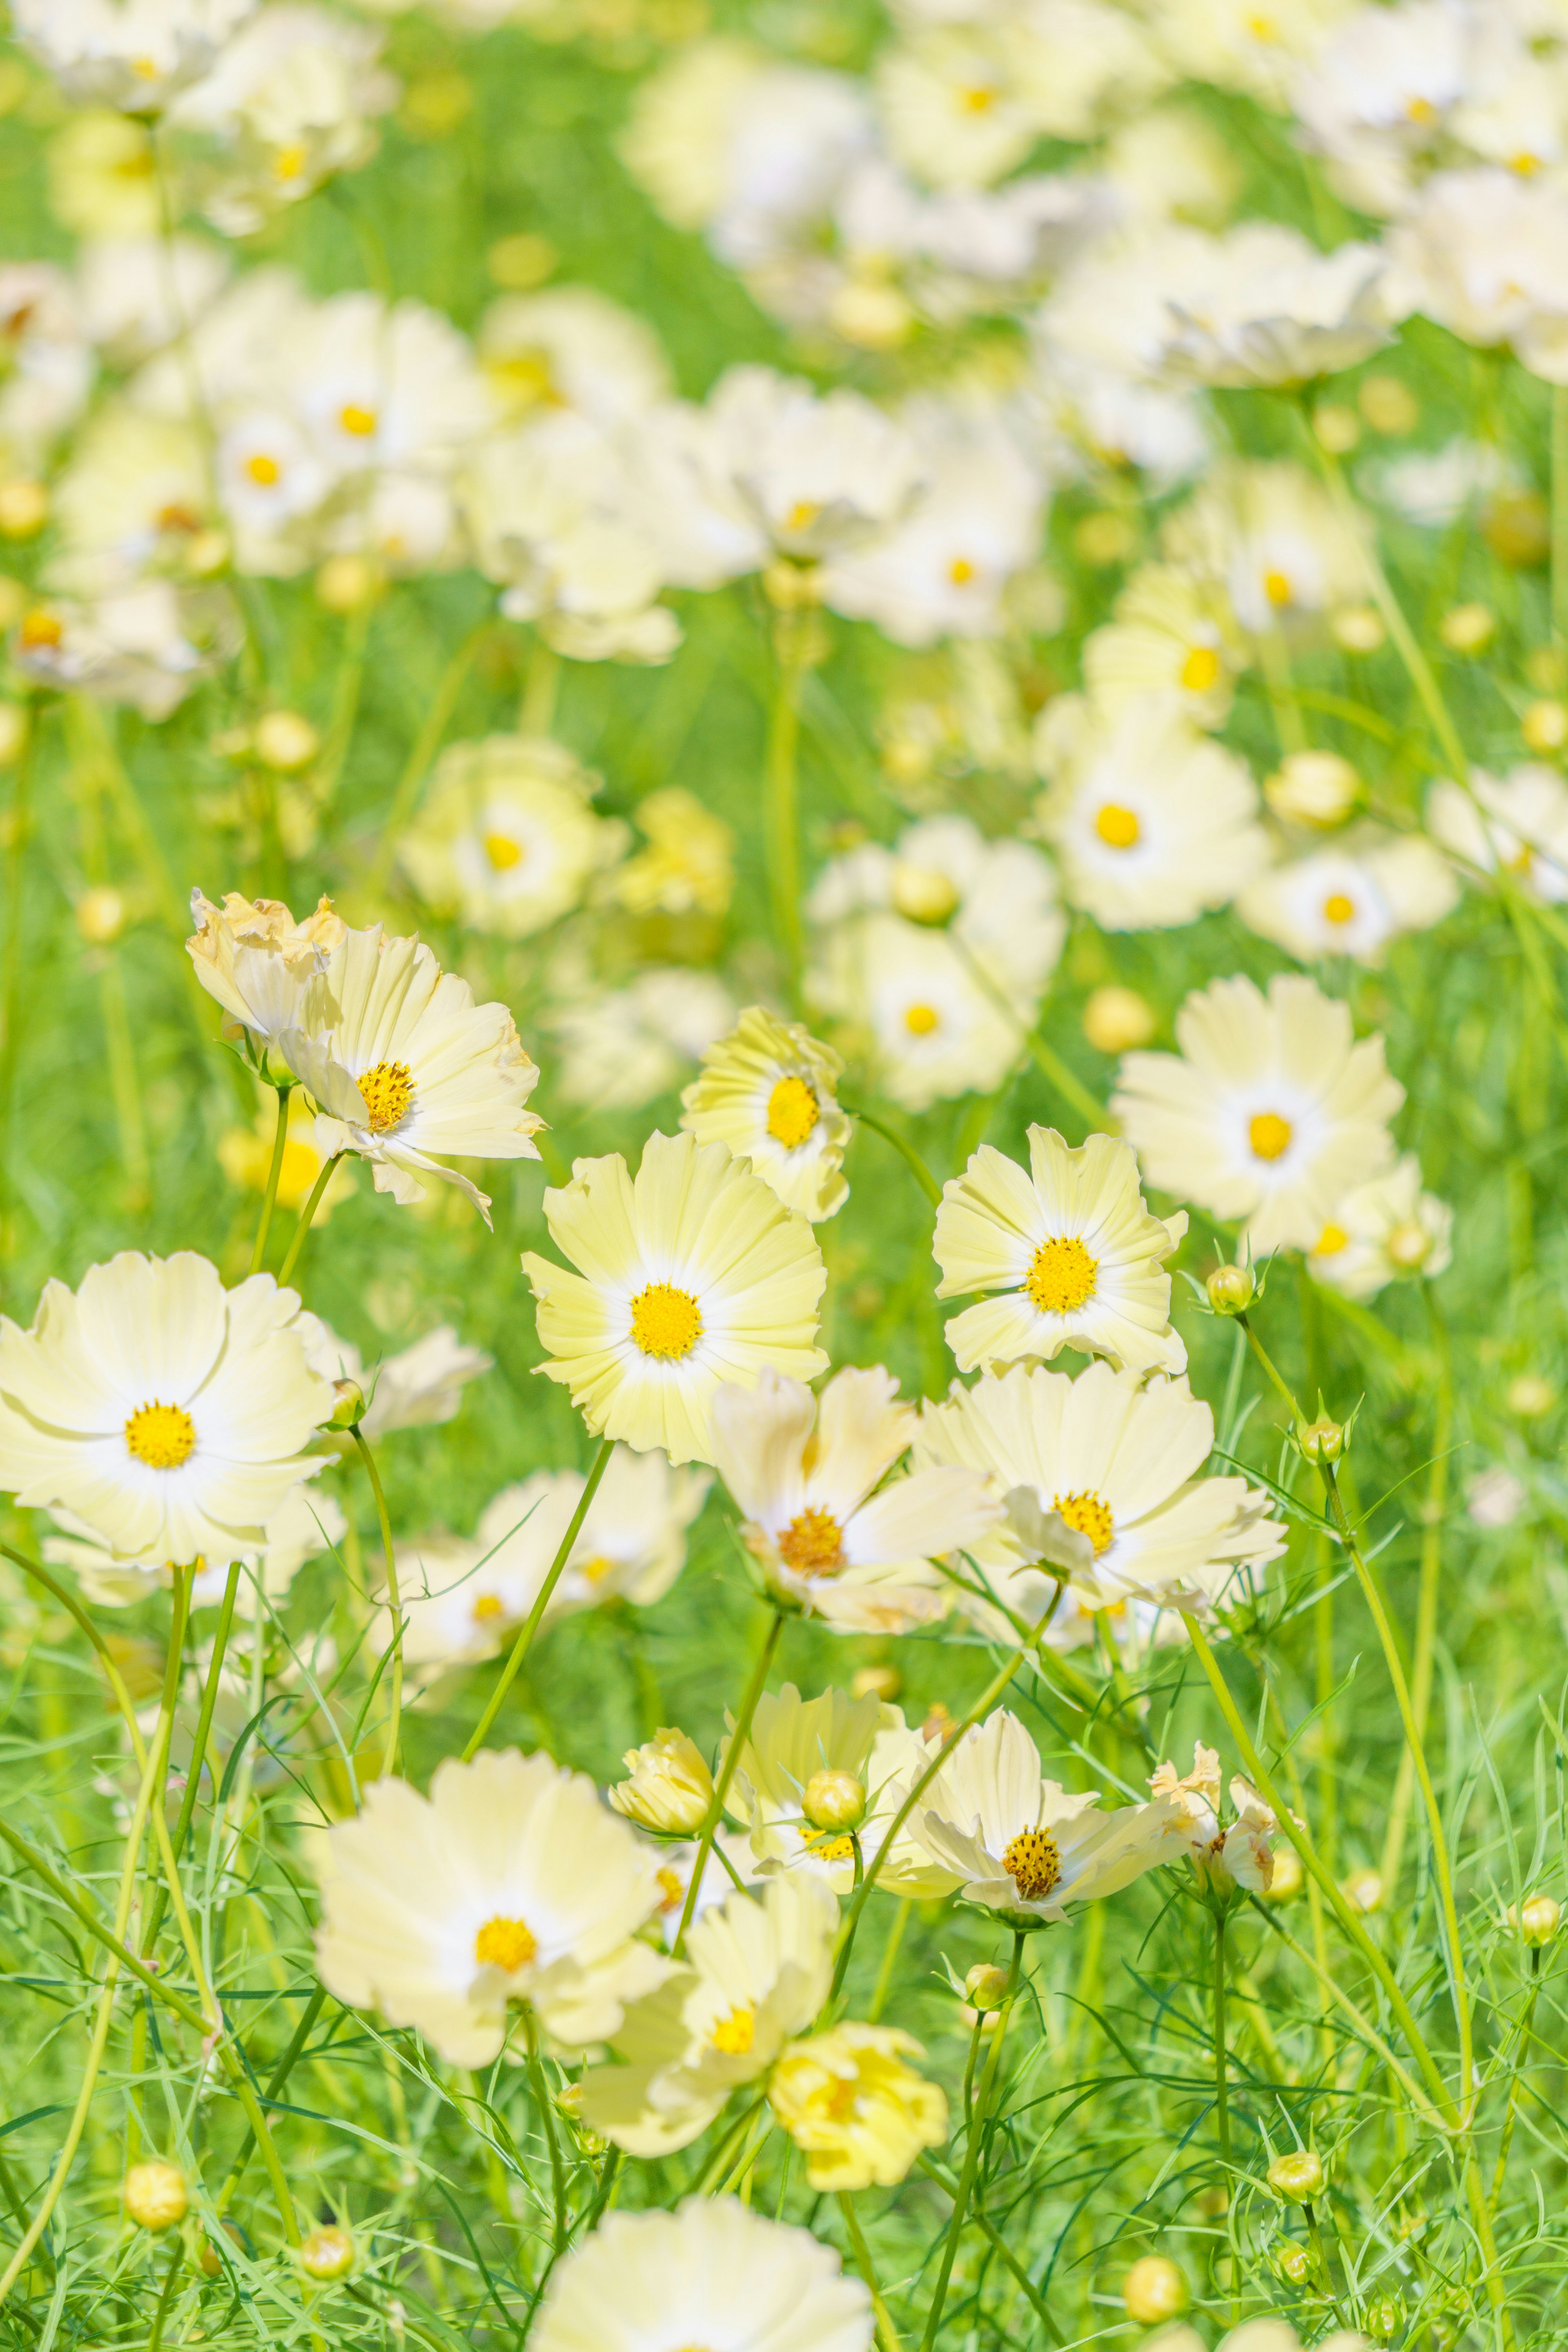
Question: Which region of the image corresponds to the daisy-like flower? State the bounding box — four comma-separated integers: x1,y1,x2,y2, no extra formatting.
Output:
614,787,735,920
531,2197,873,2352
1307,1153,1453,1300
933,1126,1188,1378
913,1361,1287,1616
14,0,259,112
580,1875,837,2156
186,888,344,1050
1033,694,1269,931
281,923,542,1223
1082,564,1241,730
768,2022,948,2189
522,1131,828,1468
398,735,627,939
0,1252,332,1566
1237,831,1457,964
892,1708,1181,1929
1152,224,1392,389
1162,458,1370,642
723,1681,903,1894
313,1749,668,2064
1151,1742,1290,1894
710,1365,1001,1630
680,1006,852,1223
1428,765,1568,902
1111,972,1404,1255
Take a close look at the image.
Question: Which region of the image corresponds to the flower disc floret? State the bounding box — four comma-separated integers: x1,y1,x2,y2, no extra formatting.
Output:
767,1075,819,1147
630,1283,704,1361
124,1401,197,1470
1025,1236,1098,1315
358,1059,413,1132
1002,1825,1061,1901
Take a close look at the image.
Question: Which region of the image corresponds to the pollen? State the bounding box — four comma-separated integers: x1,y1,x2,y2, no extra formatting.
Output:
357,1060,413,1132
474,1915,536,1973
20,610,62,652
784,499,820,534
710,2004,756,2054
1002,1824,1062,1902
339,403,378,438
1248,1111,1293,1162
125,1401,197,1471
1094,802,1141,850
766,1074,819,1149
629,1282,704,1360
656,1866,684,1911
1180,644,1221,692
959,82,996,111
1511,150,1542,176
1052,1490,1114,1554
1405,94,1437,124
1025,1235,1098,1315
245,452,281,486
273,143,308,181
1322,892,1356,924
1263,568,1293,607
778,1505,846,1577
483,831,525,871
904,1002,940,1036
577,1553,617,1584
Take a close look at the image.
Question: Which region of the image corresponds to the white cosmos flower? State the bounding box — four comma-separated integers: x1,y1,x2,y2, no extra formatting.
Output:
13,0,260,111
477,287,672,430
543,967,736,1115
723,1681,904,1895
1237,831,1457,964
0,1252,332,1565
302,1320,492,1442
0,266,94,463
1161,457,1371,640
1307,1152,1453,1298
680,1007,852,1224
935,1126,1188,1378
1385,170,1568,379
531,2197,873,2352
915,1361,1287,1616
313,1749,668,2063
1033,693,1269,929
1111,971,1404,1255
1151,224,1393,388
711,1365,1000,1632
1428,765,1568,901
1082,564,1242,729
280,922,543,1221
398,733,627,938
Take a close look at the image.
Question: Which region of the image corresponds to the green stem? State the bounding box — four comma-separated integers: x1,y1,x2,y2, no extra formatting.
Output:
1381,1298,1452,1895
463,1436,615,1760
276,1151,343,1290
1213,1906,1232,2176
918,1931,1022,2352
916,2158,1062,2344
249,1085,294,1274
1237,1313,1303,1423
143,1558,243,1954
673,1606,785,1956
764,630,806,1005
839,2193,904,2352
843,1104,943,1208
521,2018,568,2252
147,2245,184,2352
366,624,488,898
1553,383,1568,651
867,1899,911,2024
1489,1976,1540,2212
351,1426,402,1779
217,1984,328,2210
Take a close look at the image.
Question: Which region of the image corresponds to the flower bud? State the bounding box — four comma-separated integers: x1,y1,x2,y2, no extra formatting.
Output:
1264,748,1360,829
1365,2294,1403,2341
1267,2149,1325,2204
607,1728,713,1834
76,885,127,946
299,2225,355,2281
1082,984,1155,1055
1523,699,1568,755
1296,1415,1344,1464
1483,488,1550,569
964,1962,1011,2014
802,1767,866,1833
1342,1867,1382,1913
1514,1893,1561,1946
1206,1263,1254,1316
1360,374,1419,434
1384,1220,1432,1271
1074,511,1135,567
1121,2255,1189,2324
1275,2244,1312,2287
828,279,914,352
316,553,384,613
851,1664,901,1703
1506,1373,1555,1418
124,2161,187,2232
327,1379,366,1431
1312,402,1359,454
0,703,28,766
1439,602,1494,654
890,862,959,925
254,710,319,773
1331,604,1385,653
0,480,48,538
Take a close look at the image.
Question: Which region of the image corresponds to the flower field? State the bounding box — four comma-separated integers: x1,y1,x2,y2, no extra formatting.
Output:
0,1,1566,2347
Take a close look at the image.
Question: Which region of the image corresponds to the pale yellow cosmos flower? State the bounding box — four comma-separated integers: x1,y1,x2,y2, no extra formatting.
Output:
768,2020,948,2189
680,1005,852,1223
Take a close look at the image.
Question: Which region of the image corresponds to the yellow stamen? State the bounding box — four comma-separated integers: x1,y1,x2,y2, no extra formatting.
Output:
784,499,820,535
245,452,281,487
949,555,976,585
959,83,996,111
1322,892,1356,924
474,1915,536,1972
339,403,377,438
357,1060,413,1133
904,1002,940,1036
1052,1490,1114,1555
273,143,308,181
1248,1111,1293,1162
577,1553,618,1584
1314,1223,1348,1256
797,1825,856,1861
1405,94,1437,124
131,55,161,78
1002,1825,1061,1902
1263,568,1293,607
1025,1235,1098,1315
1094,802,1140,850
1511,151,1542,177
656,1866,684,1911
472,1594,507,1621
125,1401,196,1471
629,1282,703,1360
1180,644,1221,692
777,1505,846,1577
710,2005,756,2054
483,831,525,871
20,610,62,652
766,1074,819,1149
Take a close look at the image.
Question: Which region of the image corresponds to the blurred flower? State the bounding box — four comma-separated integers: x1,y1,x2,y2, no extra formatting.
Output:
49,113,161,237
477,286,672,429
1162,458,1370,640
1237,831,1457,964
1111,971,1403,1255
1263,748,1360,829
723,1681,902,1893
711,1364,998,1630
0,266,94,466
768,2021,947,2188
313,1749,668,2062
609,1729,714,1834
1150,1742,1292,1892
680,1007,851,1223
613,787,735,919
1386,171,1568,382
303,1321,492,1442
1082,565,1241,730
218,1087,356,1219
523,1131,828,1466
933,1125,1187,1377
399,734,626,938
44,1478,345,1609
14,0,259,111
1428,764,1568,901
543,966,736,1113
1151,224,1392,388
1082,986,1156,1056
0,1251,332,1566
1307,1154,1453,1297
1466,1466,1525,1528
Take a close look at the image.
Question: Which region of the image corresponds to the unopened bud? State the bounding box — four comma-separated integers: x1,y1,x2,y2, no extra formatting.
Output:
254,710,319,772
124,2160,187,2232
1342,1867,1383,1913
802,1767,866,1833
76,885,126,945
1267,2149,1325,2204
1121,2254,1189,2324
1331,604,1385,653
1523,699,1568,755
1439,602,1494,654
1506,1373,1555,1418
608,1728,713,1835
1312,402,1359,455
316,553,383,613
1207,1263,1254,1316
0,480,48,538
1364,2294,1403,2341
1514,1893,1560,1946
1275,2244,1312,2286
1360,374,1419,435
327,1379,366,1430
890,862,959,925
851,1664,901,1703
1082,984,1155,1055
299,2225,355,2281
1384,1221,1432,1271
964,1962,1011,2014
1264,748,1359,828
1266,1845,1304,1901
1296,1415,1344,1464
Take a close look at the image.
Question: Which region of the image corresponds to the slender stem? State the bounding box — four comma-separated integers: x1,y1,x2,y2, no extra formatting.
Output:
463,1435,615,1760
276,1151,344,1289
764,628,806,1004
216,1984,328,2210
1237,1314,1304,1424
1245,1894,1436,2122
918,1931,1022,2352
1212,1907,1232,2176
521,2018,568,2252
843,1104,943,1208
0,1816,207,2031
1489,1976,1540,2211
1304,2203,1335,2300
143,1559,244,1953
867,1899,911,2024
1381,1301,1452,1894
365,624,488,898
916,2160,1062,2345
521,639,561,736
147,2243,184,2352
673,1607,785,1955
351,1426,403,1779
839,2193,904,2352
249,1084,295,1274
949,932,1110,1135
1553,383,1568,651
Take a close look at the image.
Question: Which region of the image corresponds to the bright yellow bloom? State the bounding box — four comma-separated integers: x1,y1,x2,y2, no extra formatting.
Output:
768,2021,948,2189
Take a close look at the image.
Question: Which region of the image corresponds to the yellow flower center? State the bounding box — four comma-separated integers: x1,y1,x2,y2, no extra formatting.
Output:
710,2004,756,2054
656,1866,684,1911
1511,150,1541,177
777,1505,846,1577
629,1282,704,1360
125,1401,196,1470
474,1915,536,1973
1322,892,1356,925
472,1593,507,1621
960,82,996,111
1052,1490,1114,1554
1245,11,1277,38
20,610,62,652
577,1553,618,1584
273,142,308,180
904,1002,940,1036
1025,1235,1098,1315
339,403,378,438
131,55,161,78
1002,1825,1062,1902
1094,802,1140,850
1314,1222,1348,1256
1180,644,1221,692
797,1825,856,1861
785,499,820,534
1263,568,1294,607
1248,1111,1293,1162
484,831,525,871
1406,94,1437,124
766,1074,819,1148
949,555,976,585
358,1060,413,1132
245,452,281,486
